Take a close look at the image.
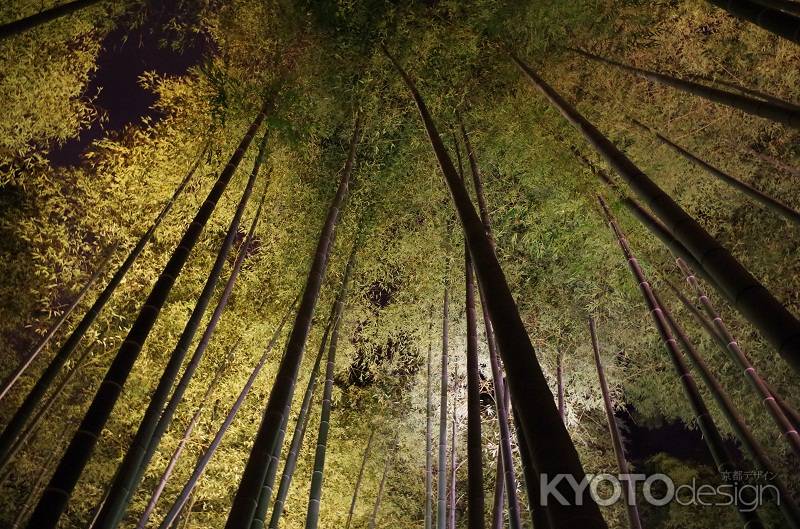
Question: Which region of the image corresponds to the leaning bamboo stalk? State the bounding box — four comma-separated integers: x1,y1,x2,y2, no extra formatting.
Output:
251,402,291,529
0,245,116,402
25,99,272,529
490,450,504,529
156,302,296,529
0,0,106,41
303,239,359,529
572,48,800,128
704,0,800,44
749,0,800,16
598,195,764,529
631,118,800,226
425,318,435,529
511,52,800,375
650,286,800,528
589,318,642,529
676,258,800,458
344,430,377,529
448,364,458,529
663,279,800,429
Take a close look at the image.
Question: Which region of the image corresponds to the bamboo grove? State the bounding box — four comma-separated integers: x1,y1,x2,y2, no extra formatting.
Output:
1,1,799,528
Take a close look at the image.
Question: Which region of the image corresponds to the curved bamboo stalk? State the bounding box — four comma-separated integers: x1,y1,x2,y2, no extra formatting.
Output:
631,118,800,226
511,52,800,375
24,99,271,529
0,141,205,470
0,244,116,402
303,238,358,529
750,0,800,16
705,0,800,43
224,109,361,529
589,318,643,529
598,195,764,529
572,48,800,128
676,258,800,458
156,301,296,529
95,131,270,529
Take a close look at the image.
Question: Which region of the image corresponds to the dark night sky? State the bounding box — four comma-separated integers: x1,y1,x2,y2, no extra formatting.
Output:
48,10,205,166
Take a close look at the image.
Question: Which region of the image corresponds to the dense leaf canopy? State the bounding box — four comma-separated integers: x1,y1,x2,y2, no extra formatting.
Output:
1,1,798,528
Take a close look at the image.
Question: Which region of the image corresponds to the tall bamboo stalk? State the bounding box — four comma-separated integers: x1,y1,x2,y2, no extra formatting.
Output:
0,245,116,402
25,99,272,529
251,403,291,529
490,451,504,529
267,317,335,529
438,285,450,529
0,0,106,41
156,301,296,529
343,430,377,529
598,195,764,529
368,452,392,529
97,131,270,529
303,239,358,529
511,52,800,375
386,45,605,529
458,114,524,529
0,142,204,469
556,351,565,422
425,319,434,529
572,49,800,128
224,110,361,529
589,318,642,529
465,249,485,529
676,258,800,458
663,279,800,429
650,286,800,528
448,364,458,529
631,118,800,226
705,0,800,43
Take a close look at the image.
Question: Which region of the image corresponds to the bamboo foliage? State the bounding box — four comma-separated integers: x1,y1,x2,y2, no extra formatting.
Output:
0,144,205,473
0,0,106,41
630,118,800,226
0,244,116,402
511,52,800,376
